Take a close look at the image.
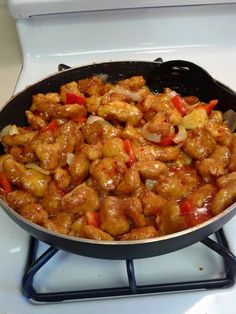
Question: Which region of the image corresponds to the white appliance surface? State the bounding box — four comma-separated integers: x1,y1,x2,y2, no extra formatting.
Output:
7,0,236,19
1,2,236,314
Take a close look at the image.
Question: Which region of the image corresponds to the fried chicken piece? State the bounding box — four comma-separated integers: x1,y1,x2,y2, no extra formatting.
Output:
97,101,143,126
61,184,99,214
183,129,216,160
99,196,130,237
35,142,62,170
42,181,63,214
90,158,126,191
211,181,236,215
7,190,37,212
120,226,158,241
80,225,113,241
20,203,48,224
69,153,90,185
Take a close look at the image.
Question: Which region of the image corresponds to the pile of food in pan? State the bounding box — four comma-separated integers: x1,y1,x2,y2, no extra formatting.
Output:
0,75,236,241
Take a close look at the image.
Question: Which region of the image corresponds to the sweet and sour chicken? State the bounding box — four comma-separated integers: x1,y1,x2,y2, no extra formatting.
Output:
0,75,236,241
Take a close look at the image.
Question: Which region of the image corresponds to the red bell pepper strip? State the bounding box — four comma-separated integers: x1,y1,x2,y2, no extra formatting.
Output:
86,210,100,227
0,171,12,196
170,93,187,116
158,134,174,146
195,99,218,115
184,211,212,228
72,115,87,124
124,139,136,167
40,119,59,133
66,92,86,105
180,199,212,227
180,200,193,214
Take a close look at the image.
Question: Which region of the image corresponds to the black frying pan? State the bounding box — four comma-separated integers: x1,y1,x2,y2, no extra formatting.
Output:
0,59,236,260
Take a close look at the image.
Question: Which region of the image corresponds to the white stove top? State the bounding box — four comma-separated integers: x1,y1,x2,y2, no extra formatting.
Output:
14,3,236,93
1,2,236,314
7,0,236,18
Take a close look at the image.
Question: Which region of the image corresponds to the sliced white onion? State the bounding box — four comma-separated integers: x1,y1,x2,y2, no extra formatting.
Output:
97,73,109,82
56,119,66,125
173,125,187,144
145,179,157,190
25,163,50,175
66,153,75,165
0,124,19,138
86,115,105,125
168,90,178,99
142,124,161,143
112,85,141,102
223,109,236,132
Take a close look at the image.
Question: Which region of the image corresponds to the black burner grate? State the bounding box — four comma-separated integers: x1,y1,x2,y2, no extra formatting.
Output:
21,229,236,303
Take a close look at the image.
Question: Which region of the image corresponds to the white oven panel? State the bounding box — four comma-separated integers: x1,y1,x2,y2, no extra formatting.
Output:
7,0,236,18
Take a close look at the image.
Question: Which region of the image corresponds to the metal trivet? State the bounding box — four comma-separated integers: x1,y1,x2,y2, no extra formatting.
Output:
21,229,236,303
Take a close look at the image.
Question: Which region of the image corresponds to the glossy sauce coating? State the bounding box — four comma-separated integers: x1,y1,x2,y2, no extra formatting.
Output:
0,75,236,241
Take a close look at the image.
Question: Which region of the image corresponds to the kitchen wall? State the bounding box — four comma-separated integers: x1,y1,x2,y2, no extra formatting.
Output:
0,0,21,106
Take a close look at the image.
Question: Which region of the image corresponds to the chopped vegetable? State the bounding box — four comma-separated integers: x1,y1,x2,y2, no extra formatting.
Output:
158,135,174,146
180,200,193,214
124,139,136,167
195,99,218,115
182,108,208,129
86,210,100,227
0,124,19,139
173,125,187,144
72,115,87,124
86,115,105,125
142,122,175,146
97,74,109,82
185,211,212,228
25,163,50,175
180,199,212,227
0,171,12,195
169,91,187,115
223,109,236,132
145,179,157,190
142,124,161,143
66,92,86,105
40,120,59,133
66,153,75,165
112,85,141,102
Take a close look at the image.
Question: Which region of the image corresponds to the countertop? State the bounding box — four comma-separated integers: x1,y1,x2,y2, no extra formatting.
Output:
0,0,22,107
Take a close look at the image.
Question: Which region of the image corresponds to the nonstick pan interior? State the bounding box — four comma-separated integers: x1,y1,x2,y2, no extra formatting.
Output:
0,60,236,259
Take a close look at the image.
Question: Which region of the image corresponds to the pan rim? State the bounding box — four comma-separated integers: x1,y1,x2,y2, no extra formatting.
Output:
1,60,158,110
0,59,236,248
0,197,235,246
